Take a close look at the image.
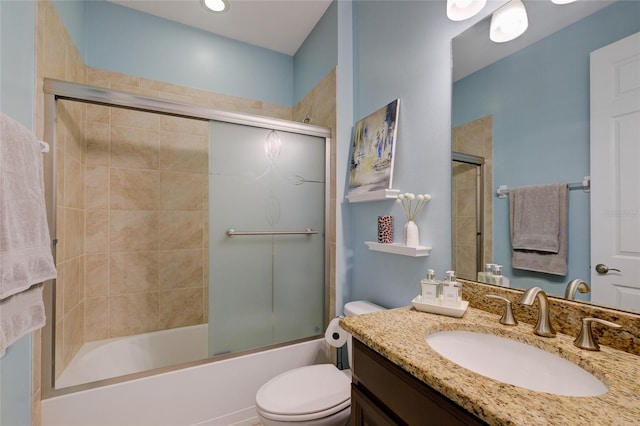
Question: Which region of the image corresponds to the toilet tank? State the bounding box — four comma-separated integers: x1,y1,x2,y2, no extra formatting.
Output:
344,301,385,317
342,301,385,369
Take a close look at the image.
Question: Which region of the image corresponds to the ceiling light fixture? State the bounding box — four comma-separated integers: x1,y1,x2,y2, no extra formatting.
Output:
203,0,229,13
446,0,487,21
490,0,529,43
551,0,578,4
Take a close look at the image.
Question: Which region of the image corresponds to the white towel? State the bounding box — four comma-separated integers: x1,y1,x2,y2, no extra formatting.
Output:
0,113,57,299
0,113,56,357
0,283,45,357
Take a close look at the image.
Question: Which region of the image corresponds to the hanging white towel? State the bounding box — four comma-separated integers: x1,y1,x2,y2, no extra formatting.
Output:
0,113,56,356
0,283,45,357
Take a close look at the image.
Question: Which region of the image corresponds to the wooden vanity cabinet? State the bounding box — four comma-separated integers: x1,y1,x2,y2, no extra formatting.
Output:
350,339,488,426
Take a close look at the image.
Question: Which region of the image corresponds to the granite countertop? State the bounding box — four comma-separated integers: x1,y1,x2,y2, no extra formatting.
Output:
340,306,640,426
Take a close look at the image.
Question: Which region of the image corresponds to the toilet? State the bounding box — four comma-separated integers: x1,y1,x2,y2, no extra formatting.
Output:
255,301,385,426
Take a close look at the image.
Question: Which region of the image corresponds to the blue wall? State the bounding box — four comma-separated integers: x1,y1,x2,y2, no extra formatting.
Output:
51,0,87,58
85,1,294,106
294,1,337,105
452,1,640,296
0,1,36,424
344,0,495,309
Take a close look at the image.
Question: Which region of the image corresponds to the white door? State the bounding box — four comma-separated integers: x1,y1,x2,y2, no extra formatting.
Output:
590,32,640,311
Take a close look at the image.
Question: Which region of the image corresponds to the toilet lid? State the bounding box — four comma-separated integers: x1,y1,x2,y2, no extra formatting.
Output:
256,364,351,417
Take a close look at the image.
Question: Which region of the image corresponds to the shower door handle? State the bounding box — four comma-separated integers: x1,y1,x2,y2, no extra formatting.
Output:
226,228,318,237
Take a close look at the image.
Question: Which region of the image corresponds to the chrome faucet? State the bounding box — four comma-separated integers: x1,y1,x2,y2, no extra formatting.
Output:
564,279,591,300
519,287,556,337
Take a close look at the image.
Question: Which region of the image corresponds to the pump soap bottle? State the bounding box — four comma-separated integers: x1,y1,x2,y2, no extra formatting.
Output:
420,269,442,305
492,265,510,288
442,271,462,308
477,264,494,283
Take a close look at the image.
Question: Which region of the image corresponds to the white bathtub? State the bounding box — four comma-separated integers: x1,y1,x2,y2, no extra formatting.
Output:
56,324,209,389
42,335,330,426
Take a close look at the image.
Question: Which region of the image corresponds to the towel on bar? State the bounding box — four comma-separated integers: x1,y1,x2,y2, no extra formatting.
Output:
511,184,563,253
510,183,568,276
0,113,56,356
0,283,45,357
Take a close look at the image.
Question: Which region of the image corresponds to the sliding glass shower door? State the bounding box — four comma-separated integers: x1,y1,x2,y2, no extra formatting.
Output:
208,121,326,356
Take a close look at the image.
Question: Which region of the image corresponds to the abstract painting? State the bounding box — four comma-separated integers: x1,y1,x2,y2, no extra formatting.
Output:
348,99,400,197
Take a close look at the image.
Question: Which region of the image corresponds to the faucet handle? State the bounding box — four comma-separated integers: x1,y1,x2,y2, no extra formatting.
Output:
486,295,518,326
574,317,622,351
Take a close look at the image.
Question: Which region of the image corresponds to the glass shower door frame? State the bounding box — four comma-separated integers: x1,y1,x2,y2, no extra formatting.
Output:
41,78,331,398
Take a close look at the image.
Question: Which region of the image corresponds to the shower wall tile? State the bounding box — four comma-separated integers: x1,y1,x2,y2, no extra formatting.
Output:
110,168,160,210
64,155,84,208
86,104,110,124
62,302,84,369
159,211,203,250
85,210,109,253
159,249,204,290
160,171,205,211
110,126,159,170
160,288,203,329
84,297,109,341
64,207,83,259
110,293,160,337
111,108,159,130
55,206,65,264
85,254,108,298
85,166,109,210
110,251,160,295
160,115,208,136
85,122,110,166
159,132,208,173
110,210,159,251
63,256,81,315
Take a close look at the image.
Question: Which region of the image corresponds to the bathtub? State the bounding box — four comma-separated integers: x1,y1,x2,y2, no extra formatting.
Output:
42,335,330,426
56,324,209,389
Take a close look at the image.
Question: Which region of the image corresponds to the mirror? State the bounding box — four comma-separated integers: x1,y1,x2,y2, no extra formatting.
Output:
451,0,639,312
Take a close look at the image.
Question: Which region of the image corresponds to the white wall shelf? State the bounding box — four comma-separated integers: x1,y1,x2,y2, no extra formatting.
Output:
346,189,400,203
365,241,432,257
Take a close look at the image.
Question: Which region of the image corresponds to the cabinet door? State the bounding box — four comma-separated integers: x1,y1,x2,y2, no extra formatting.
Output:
351,384,402,426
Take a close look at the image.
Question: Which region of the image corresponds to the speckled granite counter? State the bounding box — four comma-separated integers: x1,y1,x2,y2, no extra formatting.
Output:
340,306,640,426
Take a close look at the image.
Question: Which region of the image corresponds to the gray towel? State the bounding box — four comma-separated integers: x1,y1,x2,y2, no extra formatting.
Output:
510,184,568,276
0,283,45,357
511,184,563,253
0,113,57,299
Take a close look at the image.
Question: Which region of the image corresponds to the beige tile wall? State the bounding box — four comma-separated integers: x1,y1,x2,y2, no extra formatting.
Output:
452,115,494,281
82,106,209,340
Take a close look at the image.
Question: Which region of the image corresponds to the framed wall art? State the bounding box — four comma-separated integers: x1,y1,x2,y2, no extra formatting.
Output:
347,99,400,200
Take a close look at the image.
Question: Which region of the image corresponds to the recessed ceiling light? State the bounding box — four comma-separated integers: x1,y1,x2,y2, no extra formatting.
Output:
203,0,229,13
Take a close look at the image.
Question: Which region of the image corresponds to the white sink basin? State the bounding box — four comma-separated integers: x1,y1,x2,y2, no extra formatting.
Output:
425,330,608,397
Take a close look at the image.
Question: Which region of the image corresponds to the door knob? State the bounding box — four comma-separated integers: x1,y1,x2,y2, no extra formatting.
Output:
595,264,621,274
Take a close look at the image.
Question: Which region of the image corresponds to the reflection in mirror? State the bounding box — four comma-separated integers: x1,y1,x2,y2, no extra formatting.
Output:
451,0,640,313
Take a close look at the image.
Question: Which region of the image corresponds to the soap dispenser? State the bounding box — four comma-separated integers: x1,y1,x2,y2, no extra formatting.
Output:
492,265,510,288
442,271,462,308
421,269,442,305
477,264,494,283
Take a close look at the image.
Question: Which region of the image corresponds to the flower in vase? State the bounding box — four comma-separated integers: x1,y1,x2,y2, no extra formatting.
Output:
396,192,432,221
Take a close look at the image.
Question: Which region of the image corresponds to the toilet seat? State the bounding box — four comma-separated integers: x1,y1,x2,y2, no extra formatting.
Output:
256,364,351,422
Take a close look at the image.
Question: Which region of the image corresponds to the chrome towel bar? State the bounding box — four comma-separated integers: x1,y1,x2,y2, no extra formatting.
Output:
226,228,318,237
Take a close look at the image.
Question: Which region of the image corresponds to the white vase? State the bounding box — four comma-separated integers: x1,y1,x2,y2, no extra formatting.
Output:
403,220,420,247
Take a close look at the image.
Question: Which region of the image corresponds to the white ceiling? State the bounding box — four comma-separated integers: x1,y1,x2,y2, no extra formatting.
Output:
107,0,333,56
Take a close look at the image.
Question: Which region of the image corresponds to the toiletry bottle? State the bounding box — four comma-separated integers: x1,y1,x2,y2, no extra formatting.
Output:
442,271,462,308
492,265,510,288
488,264,500,285
421,269,442,305
477,264,494,283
